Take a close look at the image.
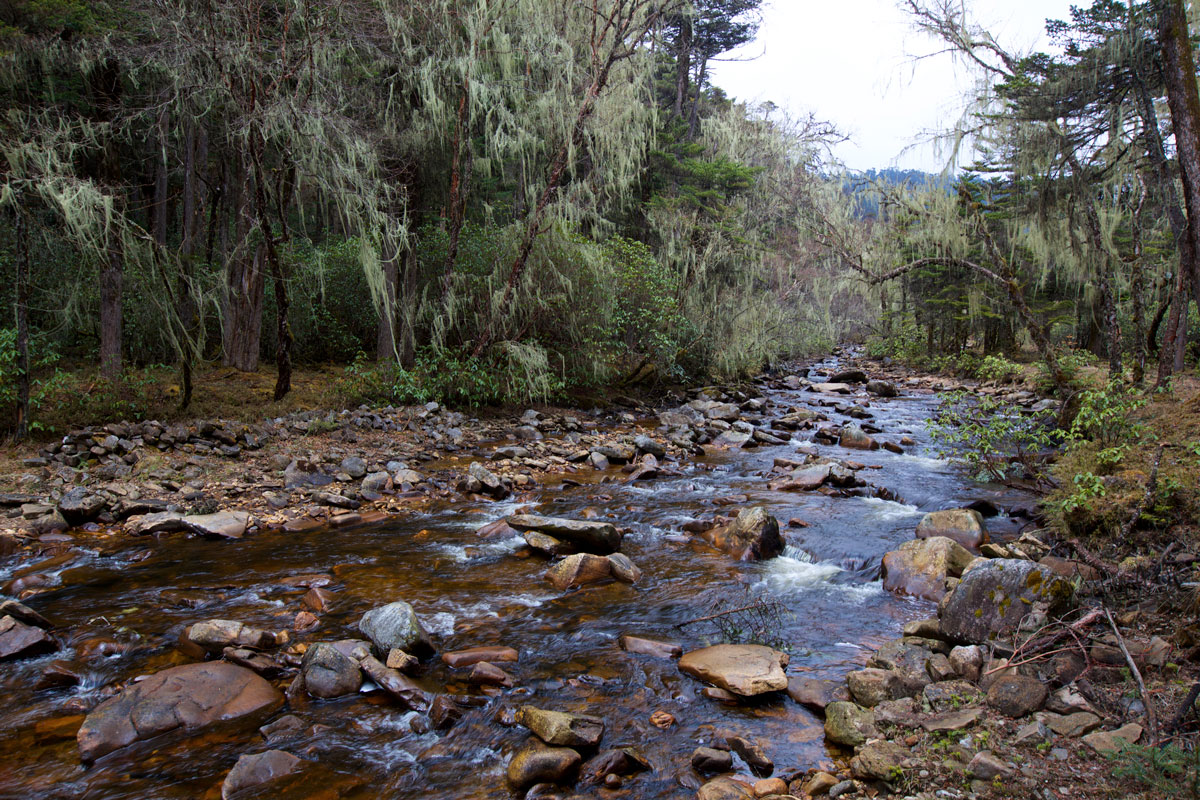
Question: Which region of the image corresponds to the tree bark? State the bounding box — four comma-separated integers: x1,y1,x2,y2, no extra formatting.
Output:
13,204,30,440
376,246,399,362
100,236,124,380
222,159,264,372
249,134,292,401
673,14,692,119
1155,0,1200,385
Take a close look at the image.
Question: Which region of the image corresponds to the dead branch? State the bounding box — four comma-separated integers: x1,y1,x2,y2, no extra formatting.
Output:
1104,606,1159,745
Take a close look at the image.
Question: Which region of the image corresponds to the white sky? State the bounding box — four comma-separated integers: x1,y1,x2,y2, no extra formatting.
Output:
709,0,1078,172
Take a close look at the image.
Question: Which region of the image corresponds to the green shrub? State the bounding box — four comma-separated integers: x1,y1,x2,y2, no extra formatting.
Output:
1106,741,1200,799
977,354,1022,383
928,391,1057,484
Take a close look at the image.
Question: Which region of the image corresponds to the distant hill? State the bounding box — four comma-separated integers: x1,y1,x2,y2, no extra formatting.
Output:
841,168,955,218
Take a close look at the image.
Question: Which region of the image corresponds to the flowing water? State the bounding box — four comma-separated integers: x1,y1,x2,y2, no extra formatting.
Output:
0,358,1034,799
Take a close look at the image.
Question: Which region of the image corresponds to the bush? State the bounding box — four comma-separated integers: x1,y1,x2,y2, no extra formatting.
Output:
1107,741,1200,799
927,391,1058,485
977,354,1022,383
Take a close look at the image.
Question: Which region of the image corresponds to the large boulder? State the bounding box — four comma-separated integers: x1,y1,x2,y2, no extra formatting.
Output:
507,515,622,554
678,644,788,697
881,536,974,601
866,380,899,397
939,559,1074,645
703,507,783,561
850,740,910,782
916,509,988,550
77,662,283,761
300,643,362,699
467,461,509,499
357,601,432,657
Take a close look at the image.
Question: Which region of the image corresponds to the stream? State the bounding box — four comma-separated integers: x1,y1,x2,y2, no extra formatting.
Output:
0,356,1035,799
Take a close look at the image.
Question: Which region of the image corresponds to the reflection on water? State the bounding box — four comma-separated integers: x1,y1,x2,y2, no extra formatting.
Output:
0,359,1033,799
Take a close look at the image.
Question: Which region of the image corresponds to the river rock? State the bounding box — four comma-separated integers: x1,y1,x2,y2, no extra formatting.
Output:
516,706,605,747
726,735,773,776
361,471,393,494
678,644,788,696
823,701,877,747
831,369,868,384
846,668,902,708
546,553,612,590
850,740,910,781
986,675,1047,717
182,511,251,539
222,749,302,799
607,553,642,583
838,424,878,450
967,751,1010,780
0,615,57,660
916,509,987,549
442,646,519,668
58,488,107,527
507,739,582,791
507,515,621,554
949,645,984,682
340,456,367,479
691,746,733,773
301,643,363,698
705,507,783,561
358,601,433,657
360,655,429,710
77,661,283,761
939,559,1074,644
524,530,575,556
619,635,682,659
183,619,278,655
866,380,898,397
787,676,838,713
881,536,973,601
467,461,509,499
125,511,186,535
634,435,666,458
768,464,831,492
696,777,754,800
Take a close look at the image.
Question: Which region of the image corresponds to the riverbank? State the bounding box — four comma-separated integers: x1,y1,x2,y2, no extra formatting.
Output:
0,353,1194,799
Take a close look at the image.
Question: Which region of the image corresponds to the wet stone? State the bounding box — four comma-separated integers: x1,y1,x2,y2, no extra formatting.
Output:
0,615,56,661
619,635,682,659
691,746,733,773
222,749,302,799
301,643,362,699
507,739,582,791
516,706,605,748
679,644,788,697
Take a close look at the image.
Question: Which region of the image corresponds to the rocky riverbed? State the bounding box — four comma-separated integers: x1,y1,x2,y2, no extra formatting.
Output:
0,352,1175,799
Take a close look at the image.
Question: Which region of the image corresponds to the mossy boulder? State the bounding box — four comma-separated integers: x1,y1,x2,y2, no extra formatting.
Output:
939,559,1074,645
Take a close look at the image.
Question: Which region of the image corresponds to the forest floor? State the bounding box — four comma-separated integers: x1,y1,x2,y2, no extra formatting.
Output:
0,355,1196,799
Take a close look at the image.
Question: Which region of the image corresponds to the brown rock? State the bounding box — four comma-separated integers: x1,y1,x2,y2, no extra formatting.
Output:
986,675,1048,718
697,776,754,800
77,662,283,761
506,739,582,791
679,644,788,697
516,705,605,747
443,645,520,668
545,553,612,590
691,746,733,773
619,635,682,659
469,661,514,687
915,509,988,550
0,615,56,660
881,536,973,601
221,749,302,799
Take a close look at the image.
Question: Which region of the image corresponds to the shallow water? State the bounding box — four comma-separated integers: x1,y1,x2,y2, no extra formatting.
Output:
0,358,1033,799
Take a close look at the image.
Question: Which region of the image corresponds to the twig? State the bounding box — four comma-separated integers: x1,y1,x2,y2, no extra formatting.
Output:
1163,681,1200,739
676,603,774,628
1067,538,1119,577
1104,606,1159,745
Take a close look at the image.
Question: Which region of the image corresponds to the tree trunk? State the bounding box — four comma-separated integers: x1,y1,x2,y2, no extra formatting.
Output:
222,162,264,371
673,16,692,119
178,124,205,409
249,135,292,401
13,204,30,440
1155,0,1200,385
1131,183,1148,384
687,56,708,140
376,247,399,362
100,236,123,380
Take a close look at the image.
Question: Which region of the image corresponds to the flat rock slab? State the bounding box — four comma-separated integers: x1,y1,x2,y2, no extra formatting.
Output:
222,749,302,799
619,635,682,659
442,646,519,668
182,511,251,539
1082,723,1142,754
678,644,788,697
939,559,1074,644
78,662,283,761
507,515,621,554
516,706,605,747
0,615,57,660
921,708,983,732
